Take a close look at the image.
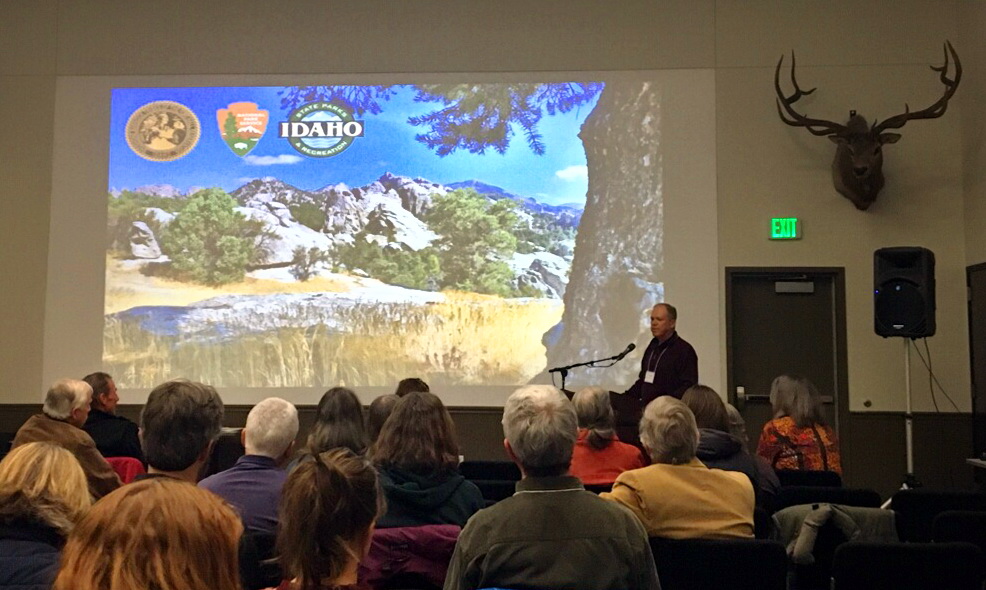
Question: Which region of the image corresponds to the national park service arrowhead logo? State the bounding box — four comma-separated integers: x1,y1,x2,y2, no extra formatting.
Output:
126,101,201,162
217,102,269,157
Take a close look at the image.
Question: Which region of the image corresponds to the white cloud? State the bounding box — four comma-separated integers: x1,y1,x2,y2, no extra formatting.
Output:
243,154,303,166
555,165,588,181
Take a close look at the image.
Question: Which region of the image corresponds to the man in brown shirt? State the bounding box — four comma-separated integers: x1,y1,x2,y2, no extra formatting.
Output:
12,378,121,498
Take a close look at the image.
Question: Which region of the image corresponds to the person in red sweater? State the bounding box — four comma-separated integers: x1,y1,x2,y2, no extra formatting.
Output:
569,387,647,485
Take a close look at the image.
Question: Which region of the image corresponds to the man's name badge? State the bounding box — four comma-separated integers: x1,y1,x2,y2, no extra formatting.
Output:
645,370,656,384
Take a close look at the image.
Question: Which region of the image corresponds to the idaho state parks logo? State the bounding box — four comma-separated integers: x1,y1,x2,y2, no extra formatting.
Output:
126,101,201,162
278,102,364,158
217,102,269,157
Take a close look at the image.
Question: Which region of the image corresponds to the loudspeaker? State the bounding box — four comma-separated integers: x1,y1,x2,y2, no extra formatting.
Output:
874,247,936,338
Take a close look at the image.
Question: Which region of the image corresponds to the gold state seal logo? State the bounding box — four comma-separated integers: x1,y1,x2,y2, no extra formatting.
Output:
126,101,201,162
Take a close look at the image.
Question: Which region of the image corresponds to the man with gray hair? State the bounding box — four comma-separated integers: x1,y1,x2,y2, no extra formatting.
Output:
12,378,121,497
138,379,225,483
444,385,660,590
199,397,299,534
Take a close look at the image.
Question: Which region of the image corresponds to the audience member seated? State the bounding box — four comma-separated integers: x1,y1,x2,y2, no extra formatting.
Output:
12,379,120,498
366,394,399,443
306,387,367,456
725,402,780,502
0,442,92,590
683,385,769,505
395,377,430,397
444,385,660,590
138,379,225,483
53,477,243,590
81,371,143,462
371,392,482,529
569,386,646,485
200,397,299,535
275,448,384,590
602,396,755,539
756,375,841,475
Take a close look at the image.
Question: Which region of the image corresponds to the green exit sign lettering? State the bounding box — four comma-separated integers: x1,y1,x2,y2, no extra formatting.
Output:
770,217,802,240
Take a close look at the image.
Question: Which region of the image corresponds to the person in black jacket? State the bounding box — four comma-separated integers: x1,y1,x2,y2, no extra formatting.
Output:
682,384,775,509
0,442,92,590
370,392,483,528
81,372,143,462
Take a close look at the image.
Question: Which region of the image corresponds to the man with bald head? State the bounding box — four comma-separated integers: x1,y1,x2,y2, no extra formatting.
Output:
625,303,698,404
12,378,121,498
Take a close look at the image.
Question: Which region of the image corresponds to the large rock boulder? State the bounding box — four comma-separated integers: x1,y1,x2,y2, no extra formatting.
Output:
129,221,162,259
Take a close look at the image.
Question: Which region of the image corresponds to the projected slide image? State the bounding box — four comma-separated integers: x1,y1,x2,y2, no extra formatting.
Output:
103,80,664,389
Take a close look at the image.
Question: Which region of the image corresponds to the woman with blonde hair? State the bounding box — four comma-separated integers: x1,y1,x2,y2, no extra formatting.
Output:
53,477,243,590
569,386,647,485
756,374,842,475
0,442,92,590
276,448,385,590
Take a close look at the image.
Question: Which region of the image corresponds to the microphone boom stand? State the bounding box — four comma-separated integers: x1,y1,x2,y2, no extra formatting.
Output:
548,350,628,393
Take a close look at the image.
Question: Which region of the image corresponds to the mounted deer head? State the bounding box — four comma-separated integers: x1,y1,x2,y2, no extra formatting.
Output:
775,41,961,211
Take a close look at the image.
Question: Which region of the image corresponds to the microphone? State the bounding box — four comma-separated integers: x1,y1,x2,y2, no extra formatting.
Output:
614,342,636,361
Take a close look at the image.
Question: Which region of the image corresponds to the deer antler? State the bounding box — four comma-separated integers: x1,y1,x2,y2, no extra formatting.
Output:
775,52,848,137
872,41,962,133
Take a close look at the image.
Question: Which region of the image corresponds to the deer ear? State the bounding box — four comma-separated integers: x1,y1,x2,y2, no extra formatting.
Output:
879,133,901,144
828,135,847,145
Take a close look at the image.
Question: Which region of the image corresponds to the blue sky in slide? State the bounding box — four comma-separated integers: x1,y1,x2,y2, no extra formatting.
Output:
109,83,601,206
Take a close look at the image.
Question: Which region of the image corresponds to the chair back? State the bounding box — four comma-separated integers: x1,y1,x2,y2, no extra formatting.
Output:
775,469,842,487
648,537,786,590
105,456,145,484
891,489,986,542
239,531,281,590
774,486,881,512
360,524,460,590
831,541,985,590
201,427,245,478
583,482,613,494
459,460,521,481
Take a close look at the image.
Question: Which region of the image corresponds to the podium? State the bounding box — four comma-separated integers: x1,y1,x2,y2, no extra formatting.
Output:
562,389,645,448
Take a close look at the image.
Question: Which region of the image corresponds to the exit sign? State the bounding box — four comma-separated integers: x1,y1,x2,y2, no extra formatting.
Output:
770,217,802,240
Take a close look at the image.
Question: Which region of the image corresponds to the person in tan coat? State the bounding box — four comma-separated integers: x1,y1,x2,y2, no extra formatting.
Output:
601,396,754,539
12,379,121,498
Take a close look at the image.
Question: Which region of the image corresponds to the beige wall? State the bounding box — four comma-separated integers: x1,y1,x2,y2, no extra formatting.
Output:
1,1,974,412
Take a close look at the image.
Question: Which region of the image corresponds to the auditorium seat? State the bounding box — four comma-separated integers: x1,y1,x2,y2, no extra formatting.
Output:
891,489,986,542
648,536,787,590
831,541,984,590
458,460,521,481
105,456,145,484
239,532,281,590
200,427,245,479
775,469,842,488
773,486,882,512
933,510,986,573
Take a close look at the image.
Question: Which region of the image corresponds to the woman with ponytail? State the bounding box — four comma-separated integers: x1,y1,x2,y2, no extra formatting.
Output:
275,448,385,590
569,387,647,486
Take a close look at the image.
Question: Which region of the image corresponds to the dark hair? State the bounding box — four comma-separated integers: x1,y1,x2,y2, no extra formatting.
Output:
681,384,729,432
81,372,113,398
278,449,384,590
370,392,459,474
366,394,399,443
395,377,430,398
139,380,224,472
308,387,367,455
657,302,678,321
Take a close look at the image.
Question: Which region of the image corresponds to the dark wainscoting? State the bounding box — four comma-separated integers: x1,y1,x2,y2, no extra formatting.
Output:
0,405,974,493
0,404,509,462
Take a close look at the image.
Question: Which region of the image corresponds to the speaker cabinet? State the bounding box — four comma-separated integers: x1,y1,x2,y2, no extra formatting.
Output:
874,247,936,338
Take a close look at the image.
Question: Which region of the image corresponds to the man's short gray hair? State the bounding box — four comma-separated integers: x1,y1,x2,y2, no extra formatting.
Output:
639,396,699,465
502,385,577,477
244,397,299,459
42,379,92,420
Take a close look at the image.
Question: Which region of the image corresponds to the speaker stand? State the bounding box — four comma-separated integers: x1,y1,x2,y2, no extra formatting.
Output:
881,339,922,509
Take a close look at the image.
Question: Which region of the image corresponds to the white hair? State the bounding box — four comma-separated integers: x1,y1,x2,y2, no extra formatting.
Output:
502,385,577,477
244,397,299,459
639,396,699,465
42,379,92,420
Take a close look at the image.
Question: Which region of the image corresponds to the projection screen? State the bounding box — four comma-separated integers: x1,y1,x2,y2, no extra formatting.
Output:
43,71,719,406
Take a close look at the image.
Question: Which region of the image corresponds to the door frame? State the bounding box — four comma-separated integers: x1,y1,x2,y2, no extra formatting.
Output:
725,267,851,443
967,261,986,461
